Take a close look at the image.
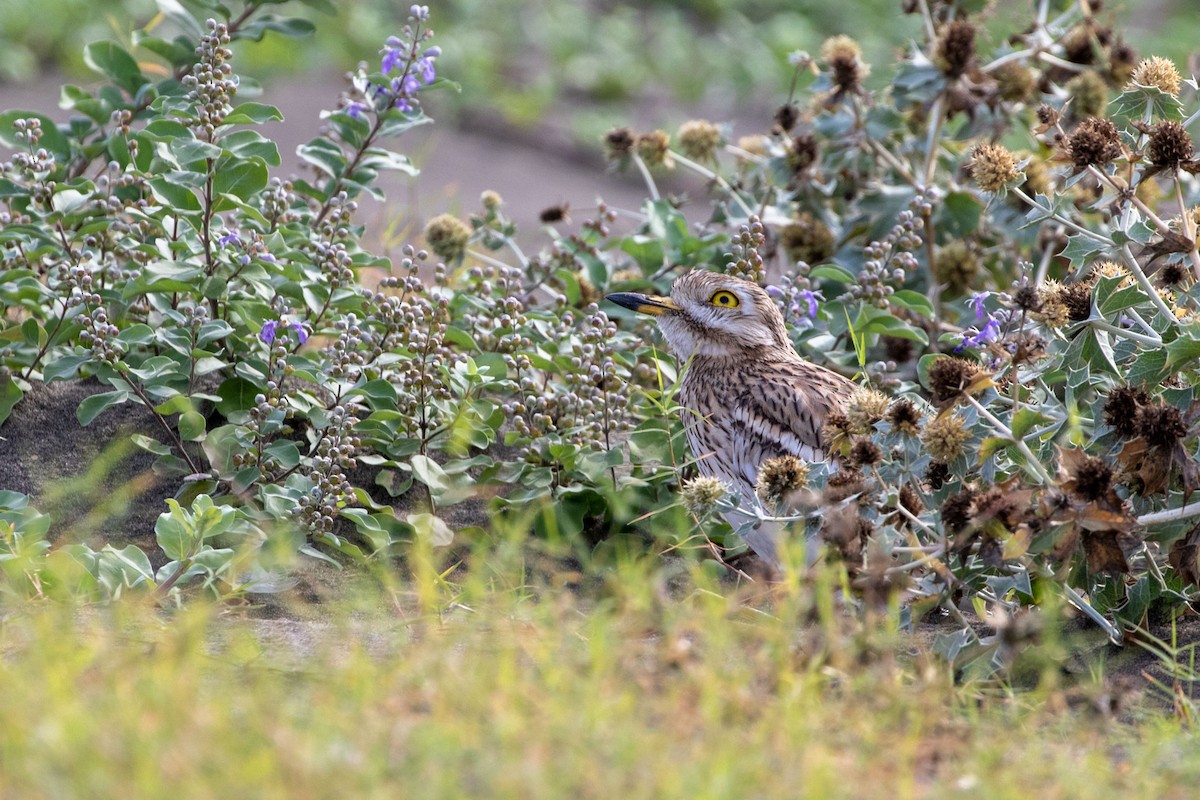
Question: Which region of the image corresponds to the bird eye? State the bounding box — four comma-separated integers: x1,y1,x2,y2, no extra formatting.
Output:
709,290,741,308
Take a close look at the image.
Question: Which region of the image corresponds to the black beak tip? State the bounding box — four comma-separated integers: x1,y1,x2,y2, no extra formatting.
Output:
605,292,648,312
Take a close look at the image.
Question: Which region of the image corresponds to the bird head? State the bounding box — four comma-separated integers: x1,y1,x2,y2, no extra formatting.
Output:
606,271,792,358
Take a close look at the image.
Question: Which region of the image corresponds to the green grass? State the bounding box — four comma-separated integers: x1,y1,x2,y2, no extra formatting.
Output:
1,548,1198,798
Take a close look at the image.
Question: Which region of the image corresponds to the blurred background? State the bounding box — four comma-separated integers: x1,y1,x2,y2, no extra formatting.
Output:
0,0,1193,233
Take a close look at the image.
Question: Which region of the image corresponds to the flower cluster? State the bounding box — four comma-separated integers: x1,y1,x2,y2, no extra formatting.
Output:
724,216,767,283
182,20,236,140
349,5,441,117
295,405,361,535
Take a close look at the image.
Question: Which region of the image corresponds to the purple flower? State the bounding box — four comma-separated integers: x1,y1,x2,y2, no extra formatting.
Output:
956,317,1002,352
259,320,279,344
345,101,367,119
796,289,819,320
410,4,429,21
259,319,309,346
288,321,309,345
218,230,241,248
969,291,989,322
382,47,402,74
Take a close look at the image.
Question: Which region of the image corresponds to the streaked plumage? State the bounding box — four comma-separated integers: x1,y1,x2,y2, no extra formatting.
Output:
607,271,856,565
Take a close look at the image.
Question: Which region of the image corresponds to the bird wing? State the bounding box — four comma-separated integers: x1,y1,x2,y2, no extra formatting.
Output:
725,359,853,485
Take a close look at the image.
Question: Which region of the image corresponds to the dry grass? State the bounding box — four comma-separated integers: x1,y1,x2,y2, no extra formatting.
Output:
0,545,1198,799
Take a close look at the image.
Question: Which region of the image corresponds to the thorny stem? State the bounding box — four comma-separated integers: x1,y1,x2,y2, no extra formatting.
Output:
1173,174,1200,282
915,0,936,43
1138,498,1200,527
630,152,661,202
1010,186,1111,244
964,393,1054,484
867,139,920,189
1117,243,1178,321
670,149,756,218
1087,318,1163,347
922,94,945,187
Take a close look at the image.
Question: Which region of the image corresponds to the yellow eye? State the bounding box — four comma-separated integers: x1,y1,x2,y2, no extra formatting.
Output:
709,290,741,308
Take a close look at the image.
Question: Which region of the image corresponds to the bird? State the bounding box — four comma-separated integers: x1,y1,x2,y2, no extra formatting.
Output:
606,270,857,567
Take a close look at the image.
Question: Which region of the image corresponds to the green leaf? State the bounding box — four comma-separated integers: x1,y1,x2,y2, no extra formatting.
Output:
1109,86,1184,122
938,191,983,237
0,377,22,427
1058,234,1107,271
809,264,856,284
148,178,201,213
296,138,347,178
215,377,259,416
178,410,207,442
43,354,89,383
76,390,129,426
155,499,195,562
212,159,268,201
890,290,935,319
222,102,284,125
1165,331,1200,370
130,434,173,457
83,41,147,95
263,440,301,470
1011,408,1052,440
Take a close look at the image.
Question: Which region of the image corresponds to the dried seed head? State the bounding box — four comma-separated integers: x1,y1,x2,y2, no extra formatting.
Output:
1057,280,1094,321
935,239,980,294
1159,261,1189,288
994,62,1037,103
1107,39,1138,84
820,35,869,94
1148,121,1194,170
787,132,819,174
928,356,983,405
847,387,890,431
969,142,1021,193
774,102,800,132
1129,56,1181,97
1036,103,1060,128
1071,454,1115,502
924,460,950,490
682,475,726,516
933,20,977,79
883,335,915,364
899,483,924,517
538,204,569,224
921,412,970,462
636,130,674,169
422,213,471,263
1103,386,1149,438
736,135,768,158
779,212,834,265
1067,117,1122,170
886,398,924,436
754,455,809,506
941,487,977,532
849,437,882,468
1013,284,1042,312
604,127,635,161
676,119,722,162
1019,152,1053,198
1066,71,1109,119
1136,402,1188,449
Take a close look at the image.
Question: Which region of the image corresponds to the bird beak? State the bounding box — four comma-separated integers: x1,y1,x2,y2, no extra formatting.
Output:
605,292,681,316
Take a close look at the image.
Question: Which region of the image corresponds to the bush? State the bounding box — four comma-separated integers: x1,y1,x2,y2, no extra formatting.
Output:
1,0,1199,672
